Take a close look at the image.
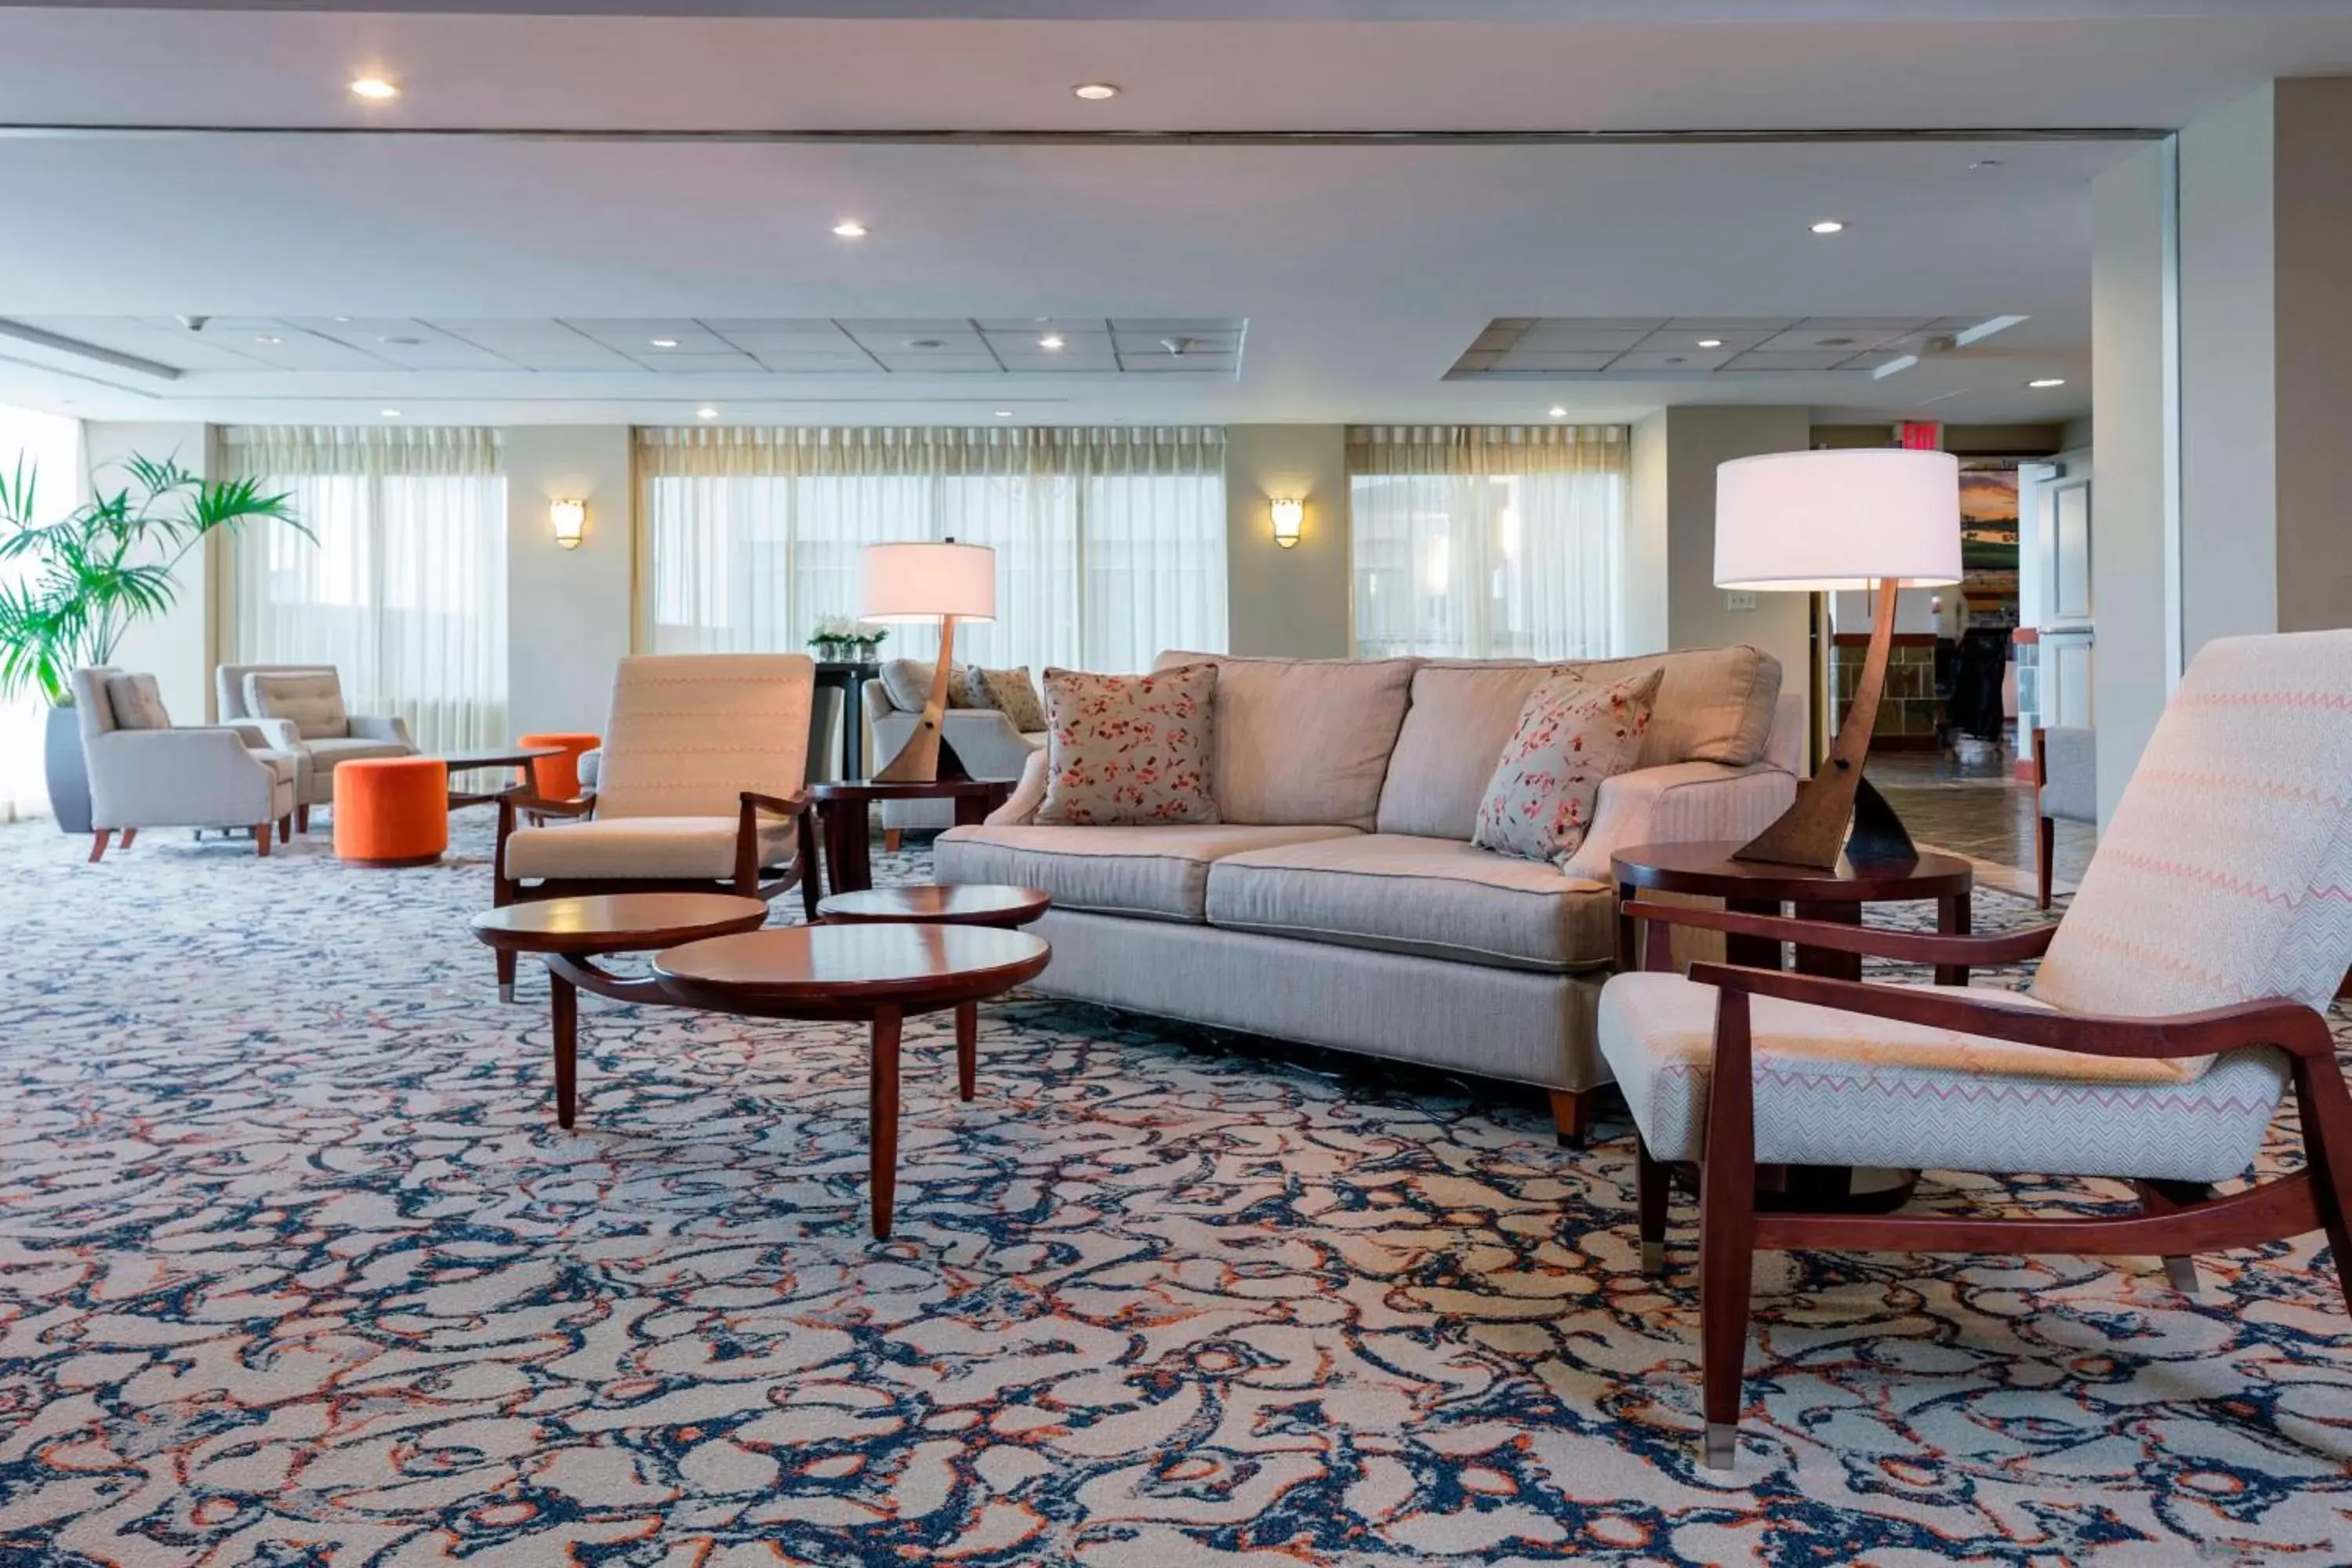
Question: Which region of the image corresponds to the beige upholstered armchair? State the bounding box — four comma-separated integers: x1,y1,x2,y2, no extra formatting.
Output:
492,654,820,998
1601,630,2352,1471
216,663,417,831
74,667,299,860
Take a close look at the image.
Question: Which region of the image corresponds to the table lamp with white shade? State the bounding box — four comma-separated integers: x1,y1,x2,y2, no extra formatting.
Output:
858,539,998,782
1715,448,1962,869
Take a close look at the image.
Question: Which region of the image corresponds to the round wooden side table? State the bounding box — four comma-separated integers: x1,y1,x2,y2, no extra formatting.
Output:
470,892,770,1127
809,779,1015,895
817,884,1053,1104
1610,840,1976,1214
1611,840,1976,985
653,924,1053,1239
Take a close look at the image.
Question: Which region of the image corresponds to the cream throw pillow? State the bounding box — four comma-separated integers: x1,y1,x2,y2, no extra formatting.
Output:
1037,664,1220,826
1472,670,1662,867
977,667,1047,732
103,673,172,731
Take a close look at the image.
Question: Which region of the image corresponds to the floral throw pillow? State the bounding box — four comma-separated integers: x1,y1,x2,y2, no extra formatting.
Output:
1037,664,1220,826
1472,670,1662,868
978,667,1049,733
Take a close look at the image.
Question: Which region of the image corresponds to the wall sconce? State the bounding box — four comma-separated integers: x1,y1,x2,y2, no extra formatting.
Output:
550,499,587,550
1269,496,1304,550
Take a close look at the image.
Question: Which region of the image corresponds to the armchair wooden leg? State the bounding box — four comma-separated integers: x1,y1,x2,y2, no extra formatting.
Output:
252,825,272,858
1699,991,1759,1471
1548,1087,1591,1150
88,830,111,863
2289,1054,2352,1310
295,804,310,834
1635,1130,1671,1276
2136,1179,2212,1295
883,829,902,853
118,828,136,850
278,815,292,844
2036,815,2056,909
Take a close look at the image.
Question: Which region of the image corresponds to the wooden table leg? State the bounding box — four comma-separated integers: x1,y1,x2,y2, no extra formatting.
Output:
953,791,996,829
1790,901,1864,981
955,1001,977,1102
822,799,874,896
1725,898,1784,971
842,675,866,781
869,1006,902,1240
550,967,579,1130
1936,890,1973,988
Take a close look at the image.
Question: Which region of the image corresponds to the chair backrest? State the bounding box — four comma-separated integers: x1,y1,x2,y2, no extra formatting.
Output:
595,653,814,819
2033,630,2352,1018
2039,726,2098,825
216,662,339,722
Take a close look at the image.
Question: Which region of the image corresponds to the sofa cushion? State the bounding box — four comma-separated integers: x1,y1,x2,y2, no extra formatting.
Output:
1204,833,1618,972
937,822,1360,922
102,673,172,731
978,666,1047,731
880,658,988,712
1039,665,1221,826
1154,651,1417,831
1376,662,1570,839
245,670,348,741
1474,669,1661,868
501,815,798,882
1571,646,1780,769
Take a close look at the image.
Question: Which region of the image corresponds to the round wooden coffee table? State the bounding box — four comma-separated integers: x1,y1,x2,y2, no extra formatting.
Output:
816,884,1053,1103
470,892,770,1127
652,924,1052,1239
441,745,567,809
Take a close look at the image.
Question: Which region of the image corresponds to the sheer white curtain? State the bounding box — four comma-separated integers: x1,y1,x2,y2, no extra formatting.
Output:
222,426,507,751
0,403,83,821
638,426,1225,673
1349,424,1628,660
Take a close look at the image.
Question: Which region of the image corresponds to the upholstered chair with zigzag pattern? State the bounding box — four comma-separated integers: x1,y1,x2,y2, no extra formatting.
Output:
1600,629,2352,1471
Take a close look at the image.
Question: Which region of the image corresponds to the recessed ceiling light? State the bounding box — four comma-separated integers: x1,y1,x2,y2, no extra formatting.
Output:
1548,406,1568,419
650,337,678,349
254,335,282,344
1970,158,2004,171
1697,338,1724,348
696,406,719,419
349,77,399,100
2027,377,2067,389
1040,335,1065,350
1073,83,1120,100
332,315,353,323
379,408,401,418
995,409,1015,418
832,220,868,239
1809,220,1848,235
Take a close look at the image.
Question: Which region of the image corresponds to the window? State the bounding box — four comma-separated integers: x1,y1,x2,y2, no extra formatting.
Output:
1349,424,1629,660
222,427,507,751
0,402,82,819
639,426,1225,673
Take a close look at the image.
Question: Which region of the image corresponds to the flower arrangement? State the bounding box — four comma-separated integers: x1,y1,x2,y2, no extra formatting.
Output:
809,615,888,663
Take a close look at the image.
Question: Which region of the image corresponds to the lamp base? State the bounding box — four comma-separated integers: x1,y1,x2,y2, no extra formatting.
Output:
1843,773,1919,866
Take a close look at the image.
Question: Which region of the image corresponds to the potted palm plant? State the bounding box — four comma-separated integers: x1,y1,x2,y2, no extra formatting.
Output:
0,453,301,833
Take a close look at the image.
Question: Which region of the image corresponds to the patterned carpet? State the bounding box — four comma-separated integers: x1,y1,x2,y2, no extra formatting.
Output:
3,816,2351,1566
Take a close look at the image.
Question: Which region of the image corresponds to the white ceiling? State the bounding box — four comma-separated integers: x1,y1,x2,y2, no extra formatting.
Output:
2,2,2348,427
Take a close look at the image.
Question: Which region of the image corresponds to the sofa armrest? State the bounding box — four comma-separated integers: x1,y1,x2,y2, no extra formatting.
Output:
348,713,416,749
985,748,1051,826
577,748,601,788
1561,760,1798,882
241,715,303,751
940,709,1042,781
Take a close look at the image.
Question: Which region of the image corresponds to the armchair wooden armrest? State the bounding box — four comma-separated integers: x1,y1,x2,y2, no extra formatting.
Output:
1623,898,2058,969
501,789,597,821
739,789,812,818
735,789,821,916
1686,960,2335,1063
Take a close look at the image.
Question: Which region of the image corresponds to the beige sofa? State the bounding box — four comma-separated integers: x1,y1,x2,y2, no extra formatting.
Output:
934,647,1803,1142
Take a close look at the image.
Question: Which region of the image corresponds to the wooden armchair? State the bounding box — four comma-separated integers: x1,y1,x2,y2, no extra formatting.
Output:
491,654,823,998
1598,630,2352,1471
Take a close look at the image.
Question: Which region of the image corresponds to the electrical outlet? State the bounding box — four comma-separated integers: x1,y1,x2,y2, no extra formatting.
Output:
1725,590,1758,612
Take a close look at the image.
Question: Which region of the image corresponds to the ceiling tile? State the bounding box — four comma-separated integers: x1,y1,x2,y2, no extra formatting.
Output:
1606,349,1736,372
1513,328,1653,352
1720,350,1857,370
626,351,764,374
1490,351,1617,372
866,351,1003,372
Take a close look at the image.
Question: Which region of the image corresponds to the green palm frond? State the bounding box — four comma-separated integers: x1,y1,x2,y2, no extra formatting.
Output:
0,451,306,705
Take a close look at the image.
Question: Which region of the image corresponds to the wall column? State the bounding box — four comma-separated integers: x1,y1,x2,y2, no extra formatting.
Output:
1223,424,1351,659
503,425,634,738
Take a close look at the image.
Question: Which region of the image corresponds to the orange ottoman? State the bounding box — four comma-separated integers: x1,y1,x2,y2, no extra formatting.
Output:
334,757,450,866
519,731,600,800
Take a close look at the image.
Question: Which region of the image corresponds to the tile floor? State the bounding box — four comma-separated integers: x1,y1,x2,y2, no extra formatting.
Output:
1871,739,2096,902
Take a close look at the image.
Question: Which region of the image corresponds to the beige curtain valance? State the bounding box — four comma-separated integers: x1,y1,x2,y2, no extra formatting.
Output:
635,424,1224,478
220,426,502,477
1347,424,1628,477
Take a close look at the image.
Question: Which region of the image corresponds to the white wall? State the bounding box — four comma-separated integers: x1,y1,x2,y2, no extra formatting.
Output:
82,421,217,722
2270,78,2352,637
2089,143,2173,824
1222,424,1352,659
503,425,634,738
1650,406,1815,687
